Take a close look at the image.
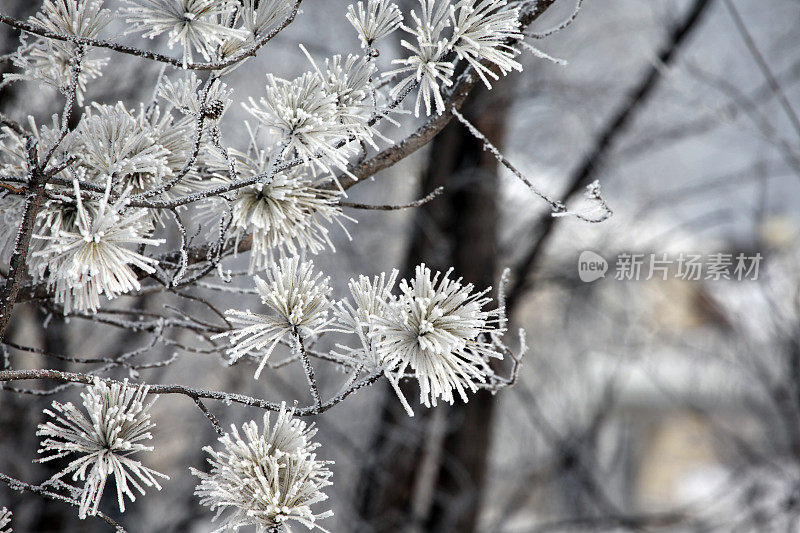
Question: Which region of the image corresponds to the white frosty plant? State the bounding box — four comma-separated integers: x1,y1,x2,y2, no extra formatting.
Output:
387,0,454,117
213,257,334,378
192,403,333,532
387,0,523,115
123,0,248,68
229,171,350,272
7,0,112,104
334,270,417,415
158,71,233,119
36,378,168,519
373,264,506,411
335,270,400,370
450,0,522,87
0,507,10,533
241,0,295,40
74,102,172,192
206,131,352,272
346,0,403,51
33,179,164,313
0,0,566,525
245,72,356,178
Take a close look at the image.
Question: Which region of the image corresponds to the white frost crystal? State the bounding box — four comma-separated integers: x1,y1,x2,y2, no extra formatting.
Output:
0,507,10,533
33,180,163,313
123,0,247,67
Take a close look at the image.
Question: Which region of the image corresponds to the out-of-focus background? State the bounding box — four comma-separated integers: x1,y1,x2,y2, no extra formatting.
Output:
2,0,800,531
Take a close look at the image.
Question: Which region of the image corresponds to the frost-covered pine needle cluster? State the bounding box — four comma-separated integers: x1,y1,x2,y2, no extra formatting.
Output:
335,270,400,371
0,507,10,533
36,378,168,519
330,264,507,415
123,0,249,68
33,180,163,313
0,0,561,525
387,0,522,116
373,264,505,409
0,0,550,314
205,130,352,272
213,257,334,378
8,0,111,104
218,262,507,416
228,171,349,272
347,0,403,51
192,404,333,532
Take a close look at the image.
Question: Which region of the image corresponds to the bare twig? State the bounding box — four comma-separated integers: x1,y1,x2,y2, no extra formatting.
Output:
338,187,444,211
0,472,128,532
452,108,611,222
192,396,224,436
723,0,800,141
295,332,322,409
0,0,303,71
0,368,382,417
526,0,584,39
506,0,714,314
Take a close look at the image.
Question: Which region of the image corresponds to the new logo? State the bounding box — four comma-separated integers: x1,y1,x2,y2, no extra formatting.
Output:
578,251,607,282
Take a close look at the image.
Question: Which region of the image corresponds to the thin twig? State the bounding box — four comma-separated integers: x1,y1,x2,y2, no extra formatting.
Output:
723,0,800,141
452,108,611,223
192,396,224,436
0,368,382,417
0,112,26,136
0,472,128,532
338,187,444,210
526,0,584,39
0,0,303,71
295,332,322,409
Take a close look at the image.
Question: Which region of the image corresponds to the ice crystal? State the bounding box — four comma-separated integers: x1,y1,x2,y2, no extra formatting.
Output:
0,507,10,533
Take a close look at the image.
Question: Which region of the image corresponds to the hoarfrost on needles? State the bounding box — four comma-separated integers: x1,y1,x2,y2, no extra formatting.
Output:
192,403,333,532
36,378,168,519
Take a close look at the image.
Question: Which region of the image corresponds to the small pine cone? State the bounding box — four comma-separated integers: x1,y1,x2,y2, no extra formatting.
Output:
203,99,225,120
